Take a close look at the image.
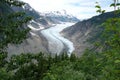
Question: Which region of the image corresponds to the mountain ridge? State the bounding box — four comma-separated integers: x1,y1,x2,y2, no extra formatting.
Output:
39,10,79,23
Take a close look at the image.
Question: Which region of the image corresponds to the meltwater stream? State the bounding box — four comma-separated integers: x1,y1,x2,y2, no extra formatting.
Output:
41,22,75,56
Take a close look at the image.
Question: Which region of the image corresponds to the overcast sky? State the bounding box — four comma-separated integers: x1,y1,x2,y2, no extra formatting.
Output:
21,0,113,19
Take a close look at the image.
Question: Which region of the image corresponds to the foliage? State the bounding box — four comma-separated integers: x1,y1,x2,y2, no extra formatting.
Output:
95,1,120,51
43,60,85,80
110,0,120,10
0,0,120,80
0,51,119,80
5,0,25,7
0,0,32,79
95,2,105,14
1,52,78,80
101,18,120,50
0,0,32,50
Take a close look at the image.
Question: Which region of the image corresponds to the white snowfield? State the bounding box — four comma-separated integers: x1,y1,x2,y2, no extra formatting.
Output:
41,22,75,56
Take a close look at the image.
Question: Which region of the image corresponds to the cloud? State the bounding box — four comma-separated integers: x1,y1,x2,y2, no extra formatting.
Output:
21,0,113,19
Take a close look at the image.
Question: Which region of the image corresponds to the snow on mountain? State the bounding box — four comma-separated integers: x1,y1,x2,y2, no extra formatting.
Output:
40,10,67,16
39,10,80,23
22,3,33,11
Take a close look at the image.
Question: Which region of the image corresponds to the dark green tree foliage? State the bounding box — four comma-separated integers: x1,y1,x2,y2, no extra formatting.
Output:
4,51,118,80
94,0,120,52
0,0,32,50
5,0,25,6
95,2,105,14
0,0,31,68
101,18,120,50
110,0,120,10
0,0,31,79
7,53,49,80
5,52,73,80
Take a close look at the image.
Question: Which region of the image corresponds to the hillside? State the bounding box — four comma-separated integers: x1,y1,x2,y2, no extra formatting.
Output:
1,3,48,56
62,11,120,56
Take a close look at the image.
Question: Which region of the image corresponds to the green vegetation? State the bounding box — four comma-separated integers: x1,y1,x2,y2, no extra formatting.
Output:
0,0,32,50
0,51,119,80
0,0,120,80
0,0,32,79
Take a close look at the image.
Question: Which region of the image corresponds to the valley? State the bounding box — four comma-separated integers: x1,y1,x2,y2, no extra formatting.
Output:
0,0,119,80
6,3,79,56
7,22,76,57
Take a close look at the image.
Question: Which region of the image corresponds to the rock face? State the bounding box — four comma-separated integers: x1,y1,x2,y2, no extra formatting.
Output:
62,11,120,56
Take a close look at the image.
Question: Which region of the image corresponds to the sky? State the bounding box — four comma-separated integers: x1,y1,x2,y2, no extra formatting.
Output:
21,0,113,19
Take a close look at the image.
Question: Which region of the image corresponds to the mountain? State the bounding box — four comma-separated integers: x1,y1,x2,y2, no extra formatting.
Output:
2,1,119,57
39,10,79,23
6,2,79,57
12,3,51,27
12,3,79,27
62,11,120,56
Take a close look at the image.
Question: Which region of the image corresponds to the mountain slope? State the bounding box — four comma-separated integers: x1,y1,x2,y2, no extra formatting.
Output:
6,2,79,56
62,11,120,56
7,3,51,56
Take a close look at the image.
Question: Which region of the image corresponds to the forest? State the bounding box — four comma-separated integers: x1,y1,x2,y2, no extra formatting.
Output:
0,0,120,80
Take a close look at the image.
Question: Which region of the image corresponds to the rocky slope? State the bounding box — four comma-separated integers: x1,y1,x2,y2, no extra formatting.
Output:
62,11,120,56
